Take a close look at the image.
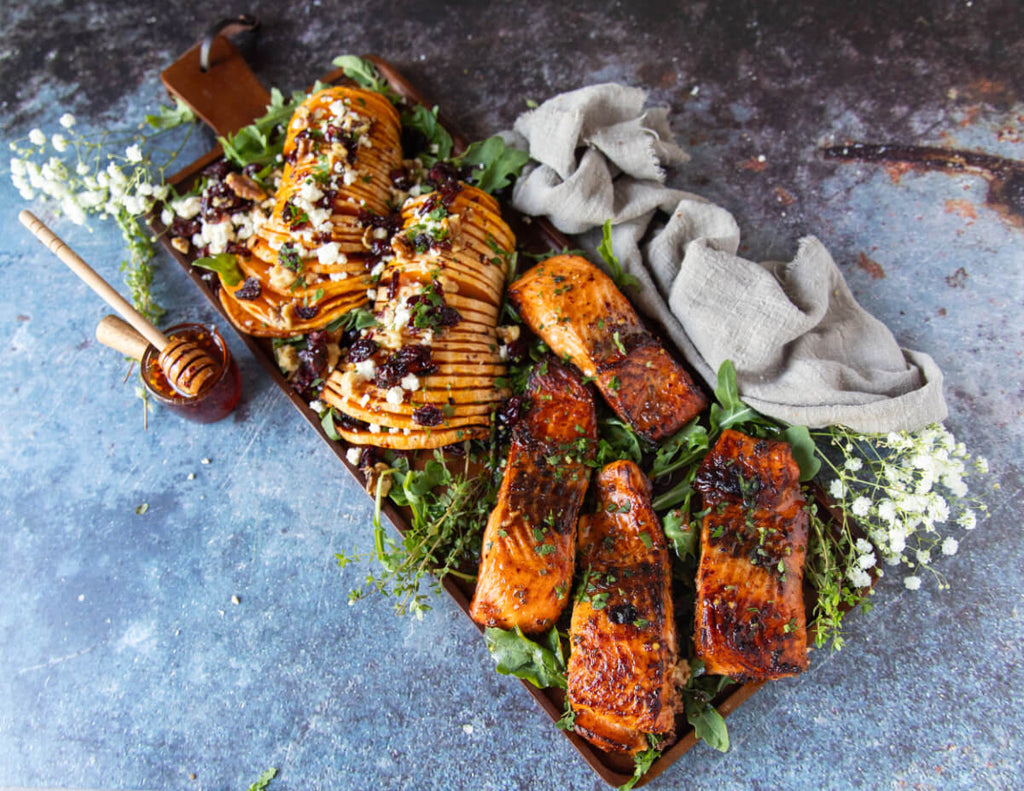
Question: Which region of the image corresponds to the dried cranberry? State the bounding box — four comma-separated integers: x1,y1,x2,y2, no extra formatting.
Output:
295,304,319,320
315,188,337,210
389,167,411,191
291,332,330,396
497,395,529,427
202,159,232,180
169,217,200,238
504,336,529,364
386,273,400,302
412,404,443,427
348,338,378,363
201,180,249,222
235,277,262,301
436,305,461,327
374,345,436,388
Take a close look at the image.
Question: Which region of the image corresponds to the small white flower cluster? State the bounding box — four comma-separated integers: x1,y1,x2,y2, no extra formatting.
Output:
820,423,988,592
10,118,173,227
9,107,196,322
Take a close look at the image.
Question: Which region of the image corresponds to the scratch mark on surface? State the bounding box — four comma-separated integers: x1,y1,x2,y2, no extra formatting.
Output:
17,644,97,675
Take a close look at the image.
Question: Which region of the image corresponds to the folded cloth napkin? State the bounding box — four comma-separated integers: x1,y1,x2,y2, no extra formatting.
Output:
506,83,947,433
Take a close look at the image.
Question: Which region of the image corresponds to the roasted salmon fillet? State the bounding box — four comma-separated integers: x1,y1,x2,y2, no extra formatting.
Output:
508,254,707,444
469,359,597,634
567,460,681,754
692,429,809,681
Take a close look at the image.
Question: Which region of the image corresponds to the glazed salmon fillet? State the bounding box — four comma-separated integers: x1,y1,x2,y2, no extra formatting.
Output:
469,359,597,634
693,429,809,681
567,460,681,754
508,254,707,444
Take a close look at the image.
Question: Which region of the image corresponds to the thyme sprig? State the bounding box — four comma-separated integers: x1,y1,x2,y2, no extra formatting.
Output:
337,448,496,617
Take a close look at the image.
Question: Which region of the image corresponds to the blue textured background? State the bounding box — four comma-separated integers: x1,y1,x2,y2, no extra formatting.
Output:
1,2,1022,789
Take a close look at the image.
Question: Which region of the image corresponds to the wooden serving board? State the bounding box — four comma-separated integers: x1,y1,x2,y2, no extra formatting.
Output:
156,36,769,789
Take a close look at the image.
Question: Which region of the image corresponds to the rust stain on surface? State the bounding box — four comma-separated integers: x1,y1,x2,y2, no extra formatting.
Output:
857,252,886,279
945,199,978,222
946,267,969,288
822,142,1024,231
739,156,767,172
773,186,796,206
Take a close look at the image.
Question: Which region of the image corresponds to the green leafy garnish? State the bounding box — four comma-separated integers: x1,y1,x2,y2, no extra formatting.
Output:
651,419,709,479
619,742,662,791
597,219,640,291
401,104,454,165
192,253,243,287
338,450,494,617
483,626,567,689
457,136,530,194
683,662,731,752
246,767,278,791
219,87,307,168
332,55,401,102
144,97,195,130
782,424,821,481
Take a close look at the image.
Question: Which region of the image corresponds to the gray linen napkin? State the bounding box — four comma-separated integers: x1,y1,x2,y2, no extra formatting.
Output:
506,84,947,433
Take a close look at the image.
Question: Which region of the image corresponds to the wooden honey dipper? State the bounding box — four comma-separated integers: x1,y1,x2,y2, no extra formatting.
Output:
19,210,219,397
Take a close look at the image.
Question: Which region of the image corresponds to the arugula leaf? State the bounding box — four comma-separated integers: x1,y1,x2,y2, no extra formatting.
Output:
401,104,454,165
192,253,243,287
661,508,699,558
685,697,730,752
594,416,644,467
219,87,305,168
782,424,821,481
483,626,567,689
651,419,709,479
332,55,401,102
597,220,640,291
326,306,379,334
619,744,661,791
458,136,530,194
144,97,195,130
246,768,277,791
321,408,341,441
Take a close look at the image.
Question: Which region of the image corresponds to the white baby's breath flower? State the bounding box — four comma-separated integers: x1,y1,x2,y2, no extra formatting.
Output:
974,456,988,474
855,538,873,554
51,133,67,152
876,499,897,525
124,143,143,163
957,510,977,531
915,548,931,566
857,551,877,570
903,575,922,591
28,128,46,146
847,567,873,589
941,536,959,556
59,113,76,128
851,496,871,517
844,456,863,472
829,478,845,499
10,157,26,177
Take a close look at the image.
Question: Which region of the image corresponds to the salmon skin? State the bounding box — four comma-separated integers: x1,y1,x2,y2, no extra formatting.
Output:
693,429,809,681
469,359,597,634
568,460,681,754
508,254,707,444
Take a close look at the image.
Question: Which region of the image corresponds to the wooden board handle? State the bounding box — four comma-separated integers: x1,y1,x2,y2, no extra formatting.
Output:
18,210,169,350
161,34,270,138
96,315,152,361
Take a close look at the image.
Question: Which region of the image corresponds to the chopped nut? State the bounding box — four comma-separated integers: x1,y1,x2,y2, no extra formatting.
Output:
170,236,190,255
496,325,521,344
225,171,268,202
363,461,393,498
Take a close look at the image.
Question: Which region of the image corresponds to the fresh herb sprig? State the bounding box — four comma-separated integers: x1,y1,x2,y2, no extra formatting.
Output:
597,220,640,292
337,449,496,617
